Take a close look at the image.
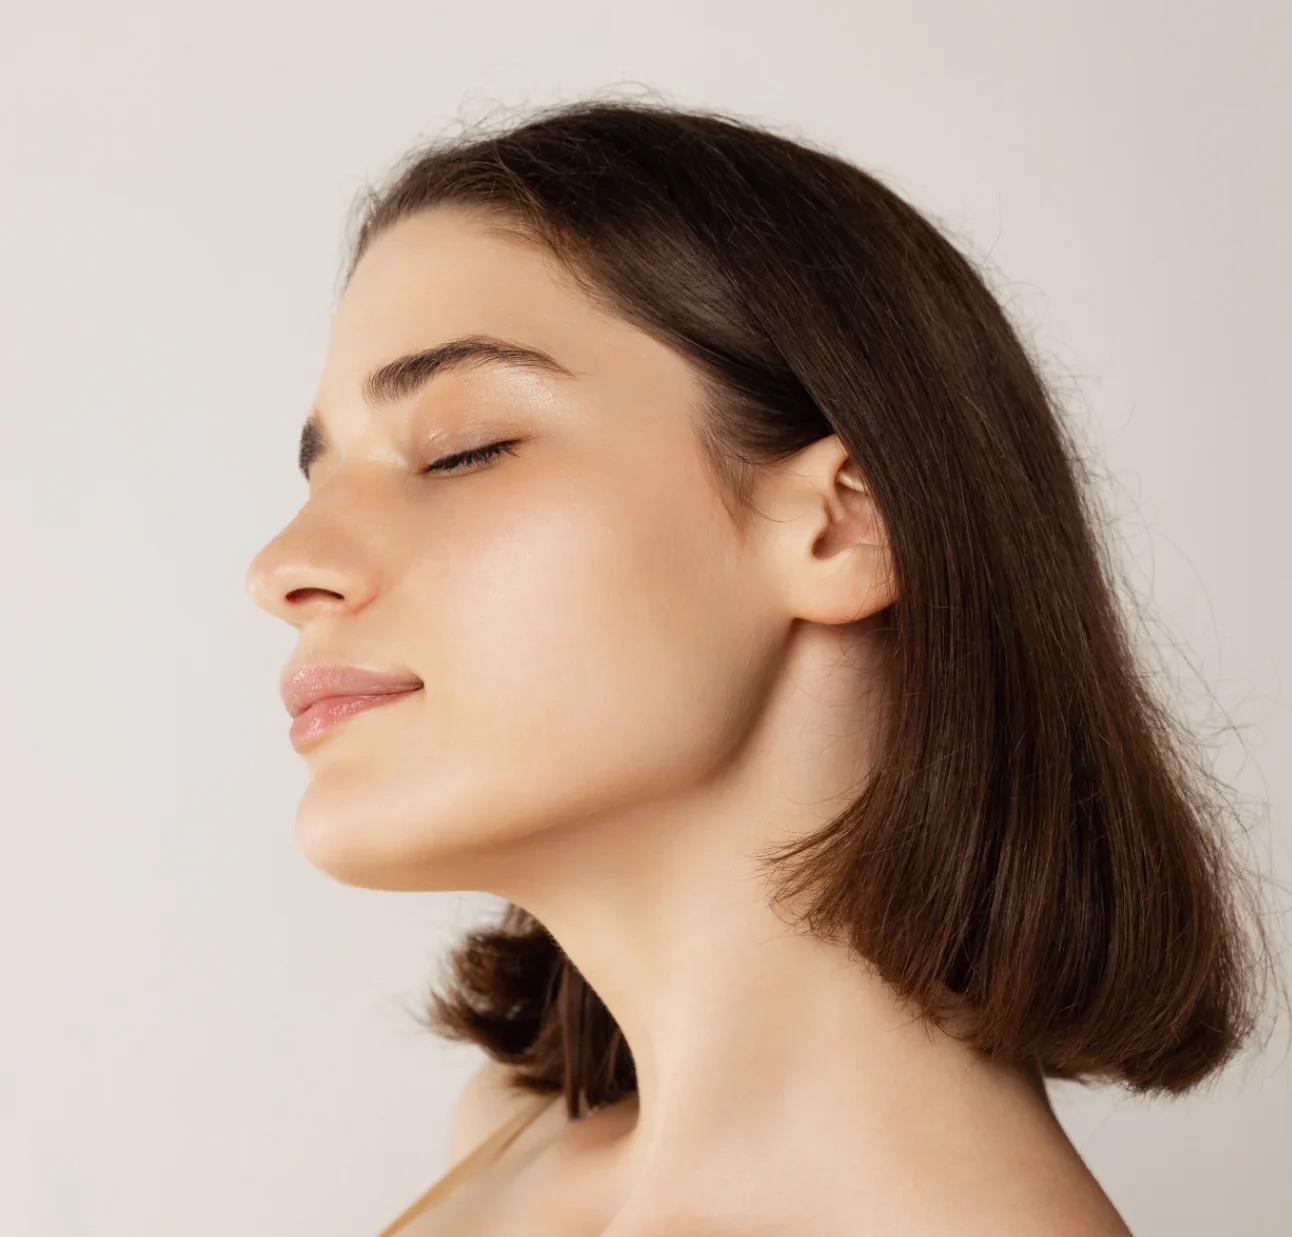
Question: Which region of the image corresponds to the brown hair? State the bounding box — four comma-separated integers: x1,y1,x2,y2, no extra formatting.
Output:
342,97,1281,1121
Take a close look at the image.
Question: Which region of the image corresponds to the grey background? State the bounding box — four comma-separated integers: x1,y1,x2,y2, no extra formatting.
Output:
0,2,1287,1234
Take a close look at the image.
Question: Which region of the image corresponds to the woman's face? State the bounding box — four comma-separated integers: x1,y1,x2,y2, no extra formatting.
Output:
245,207,785,890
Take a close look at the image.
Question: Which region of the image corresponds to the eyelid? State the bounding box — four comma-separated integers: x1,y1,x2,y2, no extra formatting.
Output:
422,439,519,474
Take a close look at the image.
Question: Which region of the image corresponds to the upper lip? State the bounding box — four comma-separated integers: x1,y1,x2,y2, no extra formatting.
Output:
280,662,424,719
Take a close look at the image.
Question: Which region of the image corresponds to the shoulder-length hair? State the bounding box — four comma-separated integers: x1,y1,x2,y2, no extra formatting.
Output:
342,98,1277,1121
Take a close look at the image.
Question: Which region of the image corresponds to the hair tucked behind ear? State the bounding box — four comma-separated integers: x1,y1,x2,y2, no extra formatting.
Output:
348,97,1282,1122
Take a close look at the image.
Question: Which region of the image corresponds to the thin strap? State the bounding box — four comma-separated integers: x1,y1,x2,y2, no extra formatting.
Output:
374,1091,561,1237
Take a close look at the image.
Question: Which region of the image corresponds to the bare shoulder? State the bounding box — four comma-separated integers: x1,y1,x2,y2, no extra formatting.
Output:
445,1057,558,1164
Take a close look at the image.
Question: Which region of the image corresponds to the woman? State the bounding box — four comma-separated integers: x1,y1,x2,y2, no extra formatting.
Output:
244,99,1274,1236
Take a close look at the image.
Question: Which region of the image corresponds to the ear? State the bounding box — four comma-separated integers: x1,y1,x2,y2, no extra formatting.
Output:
754,433,897,626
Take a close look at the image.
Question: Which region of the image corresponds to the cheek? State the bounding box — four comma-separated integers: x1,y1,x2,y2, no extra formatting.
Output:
408,479,768,825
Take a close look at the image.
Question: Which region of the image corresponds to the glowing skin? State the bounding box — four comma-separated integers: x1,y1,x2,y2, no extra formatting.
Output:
245,208,1130,1236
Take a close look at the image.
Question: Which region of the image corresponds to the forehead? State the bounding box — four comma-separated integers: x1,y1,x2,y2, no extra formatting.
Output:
323,208,615,386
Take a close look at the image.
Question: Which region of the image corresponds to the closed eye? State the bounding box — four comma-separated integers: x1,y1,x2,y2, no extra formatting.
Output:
421,440,520,475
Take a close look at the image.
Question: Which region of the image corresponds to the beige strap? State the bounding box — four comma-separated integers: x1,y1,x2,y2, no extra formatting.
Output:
374,1091,561,1236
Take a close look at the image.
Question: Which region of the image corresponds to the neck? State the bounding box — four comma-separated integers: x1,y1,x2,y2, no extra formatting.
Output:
473,629,1059,1229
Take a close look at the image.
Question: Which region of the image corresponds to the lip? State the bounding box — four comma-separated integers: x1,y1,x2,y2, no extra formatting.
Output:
280,662,424,753
281,663,424,717
288,688,420,752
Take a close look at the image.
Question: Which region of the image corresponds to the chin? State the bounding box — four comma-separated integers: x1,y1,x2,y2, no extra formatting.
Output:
290,780,544,892
292,801,451,892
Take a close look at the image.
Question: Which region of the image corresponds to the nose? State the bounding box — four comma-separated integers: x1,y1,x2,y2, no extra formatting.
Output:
244,510,375,627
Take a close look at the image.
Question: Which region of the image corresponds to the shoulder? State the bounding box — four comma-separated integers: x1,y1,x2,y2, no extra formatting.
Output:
445,1057,554,1164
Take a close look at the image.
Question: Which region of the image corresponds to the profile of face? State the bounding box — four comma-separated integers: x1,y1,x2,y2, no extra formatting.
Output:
245,207,886,893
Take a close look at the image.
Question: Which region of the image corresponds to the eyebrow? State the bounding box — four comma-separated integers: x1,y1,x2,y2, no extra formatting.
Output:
298,335,575,479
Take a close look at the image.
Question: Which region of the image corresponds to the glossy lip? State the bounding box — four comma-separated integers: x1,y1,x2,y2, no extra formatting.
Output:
280,662,424,720
280,662,424,754
288,688,420,752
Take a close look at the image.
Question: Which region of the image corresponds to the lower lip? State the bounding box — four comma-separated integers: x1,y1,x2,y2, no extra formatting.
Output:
289,689,421,752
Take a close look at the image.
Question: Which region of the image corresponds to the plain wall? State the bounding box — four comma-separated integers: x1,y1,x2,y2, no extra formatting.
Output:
0,2,1288,1234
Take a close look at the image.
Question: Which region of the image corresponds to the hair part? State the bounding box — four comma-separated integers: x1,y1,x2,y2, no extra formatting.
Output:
345,98,1283,1122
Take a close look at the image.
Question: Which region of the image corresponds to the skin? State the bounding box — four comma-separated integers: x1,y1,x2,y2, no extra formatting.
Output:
245,206,1132,1236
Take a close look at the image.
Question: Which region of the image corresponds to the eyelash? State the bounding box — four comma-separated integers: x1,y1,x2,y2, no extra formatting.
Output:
421,440,519,475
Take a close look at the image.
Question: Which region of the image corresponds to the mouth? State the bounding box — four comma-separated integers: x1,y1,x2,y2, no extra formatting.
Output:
288,687,422,753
